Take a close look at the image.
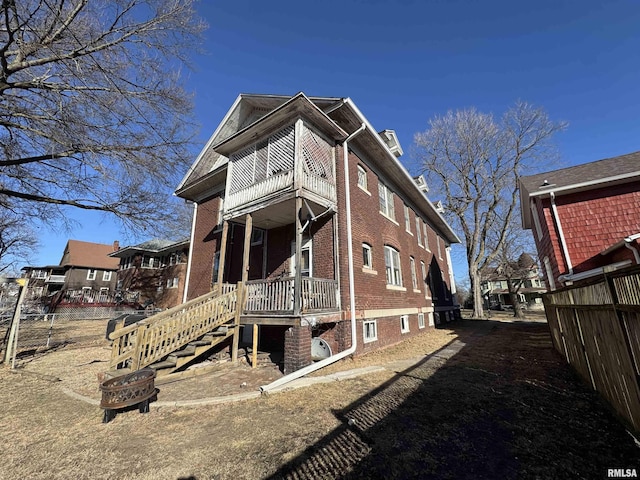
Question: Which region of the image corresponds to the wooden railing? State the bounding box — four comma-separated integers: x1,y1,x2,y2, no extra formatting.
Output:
109,287,239,371
226,170,294,212
245,277,294,313
244,277,338,314
301,277,339,311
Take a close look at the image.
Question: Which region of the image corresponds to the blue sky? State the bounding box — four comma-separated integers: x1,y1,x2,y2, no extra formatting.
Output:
32,0,640,283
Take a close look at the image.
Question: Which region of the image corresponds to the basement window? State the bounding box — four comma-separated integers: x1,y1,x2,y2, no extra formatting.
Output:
363,319,377,343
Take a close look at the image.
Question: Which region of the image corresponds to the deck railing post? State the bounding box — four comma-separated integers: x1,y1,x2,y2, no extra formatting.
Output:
231,282,243,363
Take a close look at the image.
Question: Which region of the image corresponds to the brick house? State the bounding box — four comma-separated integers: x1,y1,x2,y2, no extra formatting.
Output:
519,151,640,289
175,93,461,373
22,240,120,310
109,239,190,309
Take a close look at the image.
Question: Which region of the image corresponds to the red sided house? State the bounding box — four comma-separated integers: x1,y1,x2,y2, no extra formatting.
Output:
519,151,640,290
106,93,461,381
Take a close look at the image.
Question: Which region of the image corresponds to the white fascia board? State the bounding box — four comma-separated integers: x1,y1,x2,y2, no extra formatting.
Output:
175,94,243,192
528,171,640,199
344,99,461,244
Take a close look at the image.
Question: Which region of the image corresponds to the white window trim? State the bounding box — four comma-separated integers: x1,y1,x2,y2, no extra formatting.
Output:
86,269,97,281
363,319,378,343
102,271,112,282
357,165,369,194
423,222,430,251
400,315,410,333
410,256,418,290
362,243,373,269
421,261,430,299
404,205,412,234
384,245,403,287
418,313,425,329
378,181,396,222
415,218,422,246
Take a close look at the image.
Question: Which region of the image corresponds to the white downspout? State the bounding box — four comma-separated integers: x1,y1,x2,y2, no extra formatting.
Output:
260,123,366,393
550,191,573,278
182,201,198,304
624,239,640,264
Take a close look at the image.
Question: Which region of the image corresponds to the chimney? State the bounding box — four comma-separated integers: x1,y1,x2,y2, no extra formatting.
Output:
113,240,120,251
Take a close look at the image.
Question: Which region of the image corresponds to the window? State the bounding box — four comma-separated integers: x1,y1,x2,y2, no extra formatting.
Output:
384,245,402,286
404,205,411,233
423,222,430,251
410,256,418,290
99,287,109,301
421,261,429,298
357,165,368,191
87,269,97,280
418,313,425,329
212,251,220,283
103,271,112,282
251,228,264,246
169,277,179,288
415,218,422,246
437,236,442,259
363,319,377,343
378,181,395,220
32,270,47,279
362,243,373,269
400,315,410,333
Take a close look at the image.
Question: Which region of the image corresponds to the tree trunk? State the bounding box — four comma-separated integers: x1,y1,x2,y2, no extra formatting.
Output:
470,269,484,318
506,278,525,319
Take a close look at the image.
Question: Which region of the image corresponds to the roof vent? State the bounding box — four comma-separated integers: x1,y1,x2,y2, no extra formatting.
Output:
379,129,404,157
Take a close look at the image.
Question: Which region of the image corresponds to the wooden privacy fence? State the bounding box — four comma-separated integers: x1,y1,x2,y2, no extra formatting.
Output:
543,266,640,432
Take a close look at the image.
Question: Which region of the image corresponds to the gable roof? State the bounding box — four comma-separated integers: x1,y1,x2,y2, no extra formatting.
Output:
60,240,120,270
519,150,640,229
176,92,461,245
109,238,189,258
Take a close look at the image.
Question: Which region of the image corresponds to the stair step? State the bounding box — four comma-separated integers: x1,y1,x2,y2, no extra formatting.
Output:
103,368,132,380
149,359,177,370
189,340,210,347
172,346,196,357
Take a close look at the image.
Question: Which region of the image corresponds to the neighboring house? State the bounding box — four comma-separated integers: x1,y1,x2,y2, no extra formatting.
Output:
480,256,547,311
519,151,640,289
175,92,461,373
109,239,190,310
22,240,120,310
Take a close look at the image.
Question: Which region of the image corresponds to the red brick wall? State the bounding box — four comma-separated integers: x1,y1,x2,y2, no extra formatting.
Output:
187,195,222,300
284,325,312,373
335,147,454,314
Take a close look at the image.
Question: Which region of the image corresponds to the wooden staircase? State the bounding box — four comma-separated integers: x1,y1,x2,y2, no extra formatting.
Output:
107,284,240,378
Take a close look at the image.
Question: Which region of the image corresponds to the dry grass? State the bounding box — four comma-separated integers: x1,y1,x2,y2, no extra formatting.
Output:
1,318,638,479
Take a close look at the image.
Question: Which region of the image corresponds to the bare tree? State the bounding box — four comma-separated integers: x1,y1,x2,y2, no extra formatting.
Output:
0,0,205,232
414,102,566,318
484,219,538,319
0,214,38,274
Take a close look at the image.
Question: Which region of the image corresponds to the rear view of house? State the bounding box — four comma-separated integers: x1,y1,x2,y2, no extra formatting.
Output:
175,93,460,373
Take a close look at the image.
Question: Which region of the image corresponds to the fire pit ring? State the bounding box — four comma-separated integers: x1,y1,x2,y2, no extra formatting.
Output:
100,368,157,423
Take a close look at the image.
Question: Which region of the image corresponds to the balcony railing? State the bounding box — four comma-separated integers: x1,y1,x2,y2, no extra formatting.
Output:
244,277,338,314
45,275,66,283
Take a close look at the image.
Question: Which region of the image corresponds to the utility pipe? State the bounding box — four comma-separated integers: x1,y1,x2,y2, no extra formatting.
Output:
260,122,366,393
623,234,640,264
549,191,573,279
182,201,198,303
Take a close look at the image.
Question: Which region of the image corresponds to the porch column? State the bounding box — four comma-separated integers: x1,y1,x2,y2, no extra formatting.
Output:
216,220,229,287
293,196,303,316
283,325,312,374
232,214,252,363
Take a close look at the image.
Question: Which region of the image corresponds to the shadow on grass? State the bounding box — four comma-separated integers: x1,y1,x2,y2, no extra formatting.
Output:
267,320,639,479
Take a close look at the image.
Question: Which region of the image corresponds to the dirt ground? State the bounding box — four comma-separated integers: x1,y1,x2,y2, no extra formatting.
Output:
1,315,638,479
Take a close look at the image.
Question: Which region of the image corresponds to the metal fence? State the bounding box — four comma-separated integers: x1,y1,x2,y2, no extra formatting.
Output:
543,265,640,432
1,310,142,367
